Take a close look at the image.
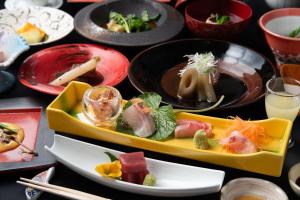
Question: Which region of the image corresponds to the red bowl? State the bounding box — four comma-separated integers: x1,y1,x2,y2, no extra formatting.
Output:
184,0,252,40
259,8,300,69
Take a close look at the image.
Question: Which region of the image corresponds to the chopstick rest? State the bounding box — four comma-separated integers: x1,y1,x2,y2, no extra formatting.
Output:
17,178,110,200
25,167,55,200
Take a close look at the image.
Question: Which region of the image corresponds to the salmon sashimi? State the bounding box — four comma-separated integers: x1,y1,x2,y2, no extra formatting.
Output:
175,119,213,138
220,131,257,154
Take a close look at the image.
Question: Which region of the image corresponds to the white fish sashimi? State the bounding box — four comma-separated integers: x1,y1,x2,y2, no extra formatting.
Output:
123,103,156,137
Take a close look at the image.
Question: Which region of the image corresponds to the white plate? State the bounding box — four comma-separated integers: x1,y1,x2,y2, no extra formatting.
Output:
5,0,63,10
45,134,225,197
0,32,29,68
0,7,73,46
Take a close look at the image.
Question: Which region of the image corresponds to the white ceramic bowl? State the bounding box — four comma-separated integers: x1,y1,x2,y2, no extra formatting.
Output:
220,177,288,200
289,162,300,196
265,0,300,9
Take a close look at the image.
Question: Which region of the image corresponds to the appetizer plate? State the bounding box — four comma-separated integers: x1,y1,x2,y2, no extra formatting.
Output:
0,97,55,173
0,7,73,46
46,81,292,176
74,0,184,47
129,39,276,110
46,134,225,197
18,44,129,95
0,32,29,68
4,0,64,10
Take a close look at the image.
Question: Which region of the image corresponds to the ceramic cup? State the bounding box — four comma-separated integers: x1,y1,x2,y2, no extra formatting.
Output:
289,162,300,197
21,0,48,7
259,8,300,69
220,177,288,200
265,0,300,9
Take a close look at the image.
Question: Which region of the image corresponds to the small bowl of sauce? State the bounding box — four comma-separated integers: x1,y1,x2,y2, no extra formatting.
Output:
289,162,300,197
221,177,288,200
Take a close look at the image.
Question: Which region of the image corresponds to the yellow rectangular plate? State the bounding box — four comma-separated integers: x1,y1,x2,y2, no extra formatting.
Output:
46,81,292,176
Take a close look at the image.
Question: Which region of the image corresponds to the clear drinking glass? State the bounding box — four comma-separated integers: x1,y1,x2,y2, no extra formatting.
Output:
82,86,123,127
265,77,300,147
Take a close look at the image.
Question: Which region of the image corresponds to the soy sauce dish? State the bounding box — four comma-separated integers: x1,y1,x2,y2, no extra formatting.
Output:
74,0,184,46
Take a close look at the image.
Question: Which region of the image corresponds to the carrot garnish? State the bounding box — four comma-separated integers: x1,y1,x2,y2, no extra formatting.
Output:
226,117,268,148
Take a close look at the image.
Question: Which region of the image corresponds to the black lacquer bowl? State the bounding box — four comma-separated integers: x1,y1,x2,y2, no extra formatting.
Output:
129,39,276,110
74,0,184,47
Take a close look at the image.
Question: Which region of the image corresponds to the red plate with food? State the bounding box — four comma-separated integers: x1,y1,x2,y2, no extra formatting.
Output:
0,108,41,163
18,44,129,95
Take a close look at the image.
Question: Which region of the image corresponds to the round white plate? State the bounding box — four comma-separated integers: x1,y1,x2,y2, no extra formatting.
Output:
5,0,63,10
0,6,74,46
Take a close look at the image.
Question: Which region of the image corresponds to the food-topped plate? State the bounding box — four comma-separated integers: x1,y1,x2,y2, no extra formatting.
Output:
0,97,55,173
129,39,276,110
0,6,73,46
18,44,129,95
74,0,184,47
46,134,225,197
4,0,64,10
47,81,292,176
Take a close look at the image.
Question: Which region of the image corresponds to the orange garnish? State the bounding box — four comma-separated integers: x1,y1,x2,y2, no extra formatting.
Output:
226,117,269,148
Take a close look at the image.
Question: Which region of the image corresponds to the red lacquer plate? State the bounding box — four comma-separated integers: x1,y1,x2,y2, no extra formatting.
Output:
18,44,129,95
0,108,41,163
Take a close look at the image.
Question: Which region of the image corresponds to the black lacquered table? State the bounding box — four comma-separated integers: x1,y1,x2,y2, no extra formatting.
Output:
1,1,300,200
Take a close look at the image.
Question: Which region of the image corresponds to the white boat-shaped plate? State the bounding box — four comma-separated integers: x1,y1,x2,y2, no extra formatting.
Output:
45,134,225,197
0,7,73,46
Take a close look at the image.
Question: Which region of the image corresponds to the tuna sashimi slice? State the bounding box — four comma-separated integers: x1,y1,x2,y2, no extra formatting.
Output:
119,152,147,173
175,119,213,138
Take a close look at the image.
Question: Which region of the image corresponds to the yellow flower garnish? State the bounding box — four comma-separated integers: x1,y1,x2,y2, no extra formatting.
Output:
95,160,122,178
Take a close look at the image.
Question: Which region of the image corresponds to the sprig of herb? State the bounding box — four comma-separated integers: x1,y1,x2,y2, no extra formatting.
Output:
108,10,160,33
288,26,300,38
215,14,230,25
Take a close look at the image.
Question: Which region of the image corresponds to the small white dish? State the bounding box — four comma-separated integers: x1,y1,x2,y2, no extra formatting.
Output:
220,177,288,200
0,6,73,46
0,32,29,68
45,134,225,197
289,162,300,197
5,0,63,10
265,0,300,9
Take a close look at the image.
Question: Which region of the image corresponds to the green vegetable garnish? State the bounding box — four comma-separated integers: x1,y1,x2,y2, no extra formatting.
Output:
193,130,209,149
104,152,118,162
215,14,230,25
108,10,160,33
288,26,300,38
0,123,17,133
193,130,219,149
143,174,156,186
116,92,176,141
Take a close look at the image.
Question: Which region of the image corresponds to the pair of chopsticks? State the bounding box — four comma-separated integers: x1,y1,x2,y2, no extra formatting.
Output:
17,178,110,200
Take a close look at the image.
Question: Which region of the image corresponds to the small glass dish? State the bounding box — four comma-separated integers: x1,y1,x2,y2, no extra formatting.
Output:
82,86,122,127
289,162,300,197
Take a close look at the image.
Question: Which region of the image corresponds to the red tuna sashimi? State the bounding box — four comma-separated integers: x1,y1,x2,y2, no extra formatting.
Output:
119,152,147,173
220,131,257,154
175,119,213,138
122,170,149,184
